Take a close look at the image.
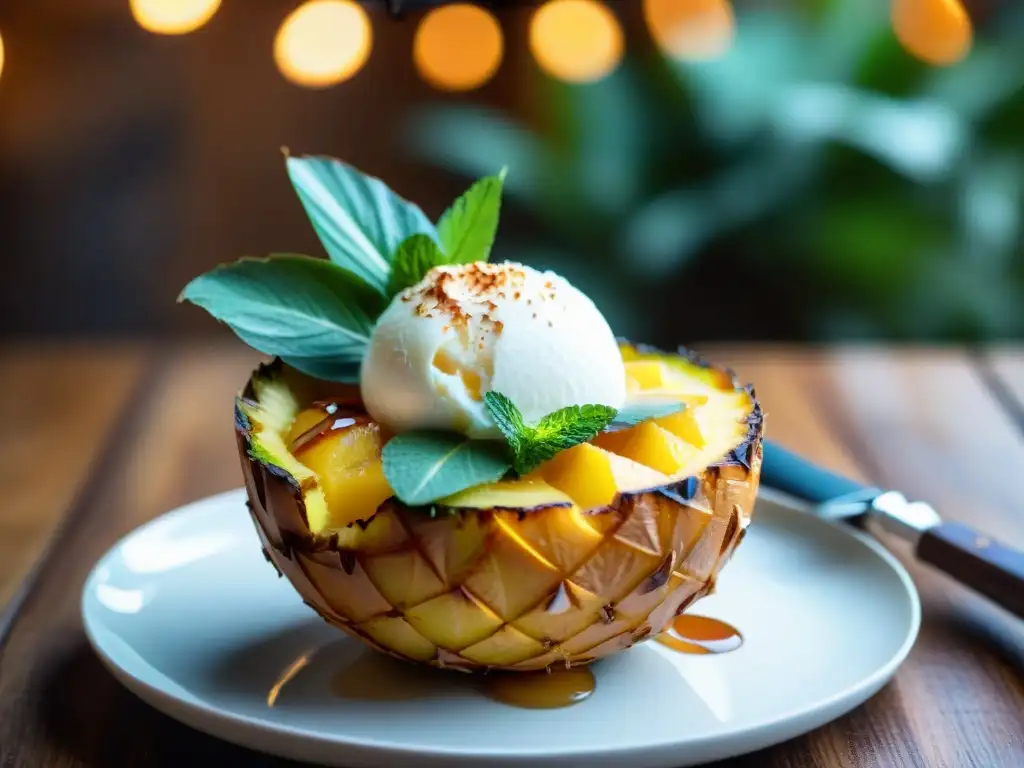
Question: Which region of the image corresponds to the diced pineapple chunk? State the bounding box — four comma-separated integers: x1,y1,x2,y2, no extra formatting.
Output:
625,360,666,391
442,479,573,511
285,407,333,445
531,444,617,509
593,423,704,479
292,417,393,532
331,506,408,552
655,408,706,449
533,443,670,510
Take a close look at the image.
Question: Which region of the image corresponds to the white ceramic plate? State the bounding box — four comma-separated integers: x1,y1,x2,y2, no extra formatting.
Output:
82,487,919,768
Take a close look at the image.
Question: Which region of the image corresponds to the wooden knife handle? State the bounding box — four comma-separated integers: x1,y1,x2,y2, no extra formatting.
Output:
917,522,1024,620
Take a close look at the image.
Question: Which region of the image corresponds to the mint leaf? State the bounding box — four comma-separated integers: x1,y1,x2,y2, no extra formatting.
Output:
608,402,688,429
179,254,383,382
278,355,362,384
382,432,511,506
485,391,617,475
484,391,527,457
387,234,447,297
286,155,438,294
517,404,616,474
437,168,507,264
535,404,617,446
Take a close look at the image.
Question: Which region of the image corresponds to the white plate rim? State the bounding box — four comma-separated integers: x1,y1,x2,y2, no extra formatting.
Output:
81,486,922,765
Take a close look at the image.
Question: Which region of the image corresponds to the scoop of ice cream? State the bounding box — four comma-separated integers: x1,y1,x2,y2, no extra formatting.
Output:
360,261,626,439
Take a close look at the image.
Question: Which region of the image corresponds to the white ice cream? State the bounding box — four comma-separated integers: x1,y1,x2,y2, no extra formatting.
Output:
361,262,626,439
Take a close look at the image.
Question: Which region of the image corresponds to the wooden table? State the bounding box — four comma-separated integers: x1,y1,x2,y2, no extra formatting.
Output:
1,343,1022,767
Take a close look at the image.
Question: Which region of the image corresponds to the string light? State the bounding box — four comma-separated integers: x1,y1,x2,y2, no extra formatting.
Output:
529,0,624,84
414,4,503,92
130,0,221,35
891,0,972,66
644,0,734,61
274,0,373,88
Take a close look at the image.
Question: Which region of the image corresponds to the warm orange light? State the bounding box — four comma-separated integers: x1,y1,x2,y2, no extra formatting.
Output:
891,0,972,66
644,0,734,61
414,4,503,92
529,0,624,84
274,0,373,88
130,0,221,35
0,30,5,84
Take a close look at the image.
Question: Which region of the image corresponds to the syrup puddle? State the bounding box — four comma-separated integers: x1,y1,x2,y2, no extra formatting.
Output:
481,667,596,709
656,615,744,656
330,652,443,702
269,615,742,711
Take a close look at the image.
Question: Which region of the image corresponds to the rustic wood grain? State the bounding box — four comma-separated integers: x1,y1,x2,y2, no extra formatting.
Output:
716,346,1024,768
982,348,1024,431
0,345,1022,768
0,343,147,610
0,343,280,768
700,345,869,483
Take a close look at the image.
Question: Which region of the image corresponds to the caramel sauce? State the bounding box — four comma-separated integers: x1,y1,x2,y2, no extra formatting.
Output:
277,619,739,713
289,401,369,453
481,667,595,709
656,614,742,655
330,653,436,702
324,652,594,710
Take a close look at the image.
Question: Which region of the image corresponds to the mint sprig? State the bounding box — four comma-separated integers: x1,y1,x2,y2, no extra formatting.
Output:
387,234,447,297
285,155,437,294
181,155,509,386
379,391,621,505
485,392,617,475
382,431,511,506
178,254,384,382
438,167,507,264
607,401,688,429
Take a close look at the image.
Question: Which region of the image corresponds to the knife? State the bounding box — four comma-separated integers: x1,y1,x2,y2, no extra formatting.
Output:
762,440,1024,620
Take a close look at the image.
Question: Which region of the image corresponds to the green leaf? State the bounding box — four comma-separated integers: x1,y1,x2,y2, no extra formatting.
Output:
387,234,447,297
484,391,617,475
279,356,362,384
517,404,617,474
608,402,687,429
382,432,512,506
286,155,437,293
483,391,527,457
179,254,383,381
437,168,507,264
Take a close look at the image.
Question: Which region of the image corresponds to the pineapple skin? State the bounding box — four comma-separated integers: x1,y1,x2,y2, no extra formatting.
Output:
236,347,764,673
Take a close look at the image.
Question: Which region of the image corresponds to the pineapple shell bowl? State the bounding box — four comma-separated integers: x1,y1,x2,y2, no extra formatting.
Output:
236,341,763,673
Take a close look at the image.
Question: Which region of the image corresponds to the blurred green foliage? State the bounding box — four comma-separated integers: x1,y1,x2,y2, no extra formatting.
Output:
407,1,1024,344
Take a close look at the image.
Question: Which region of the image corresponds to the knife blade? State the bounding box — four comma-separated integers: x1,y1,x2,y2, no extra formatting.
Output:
762,440,1024,620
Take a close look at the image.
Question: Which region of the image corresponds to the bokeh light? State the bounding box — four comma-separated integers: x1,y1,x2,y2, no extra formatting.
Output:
274,0,373,88
644,0,735,61
891,0,972,66
130,0,222,35
529,0,624,84
0,29,5,84
414,4,503,92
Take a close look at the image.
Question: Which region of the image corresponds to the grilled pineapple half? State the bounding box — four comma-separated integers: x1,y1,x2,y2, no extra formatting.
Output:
236,342,763,672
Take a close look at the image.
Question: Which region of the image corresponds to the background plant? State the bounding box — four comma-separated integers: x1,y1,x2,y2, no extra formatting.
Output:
407,1,1024,345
